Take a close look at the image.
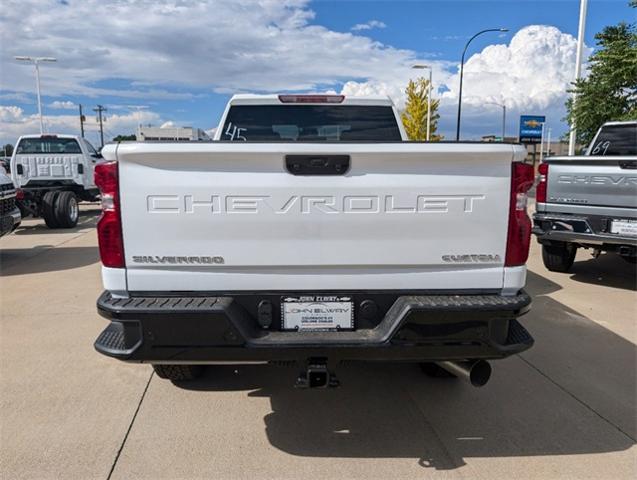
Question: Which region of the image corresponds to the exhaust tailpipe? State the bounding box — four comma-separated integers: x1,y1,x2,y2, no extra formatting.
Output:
436,360,492,387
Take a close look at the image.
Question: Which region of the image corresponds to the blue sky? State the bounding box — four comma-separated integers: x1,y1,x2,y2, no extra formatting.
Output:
0,0,634,146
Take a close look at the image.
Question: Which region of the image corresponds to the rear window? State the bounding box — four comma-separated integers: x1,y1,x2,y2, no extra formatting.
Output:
589,124,637,156
221,105,402,142
16,137,82,154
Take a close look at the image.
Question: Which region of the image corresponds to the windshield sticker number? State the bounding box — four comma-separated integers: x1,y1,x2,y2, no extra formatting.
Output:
224,122,247,141
591,140,610,155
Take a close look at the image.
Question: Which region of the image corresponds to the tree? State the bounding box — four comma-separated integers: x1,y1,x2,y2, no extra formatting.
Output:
2,144,13,157
112,134,136,142
565,5,637,146
401,77,442,141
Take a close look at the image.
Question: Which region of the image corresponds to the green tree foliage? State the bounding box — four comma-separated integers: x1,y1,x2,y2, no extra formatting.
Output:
112,134,136,142
401,77,442,141
2,144,13,157
565,7,637,146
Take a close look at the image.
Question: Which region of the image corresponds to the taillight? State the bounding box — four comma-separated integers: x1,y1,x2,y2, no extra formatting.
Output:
536,162,549,203
16,188,24,200
505,162,534,267
94,161,124,268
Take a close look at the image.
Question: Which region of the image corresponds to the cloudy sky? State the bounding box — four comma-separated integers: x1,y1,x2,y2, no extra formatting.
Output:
0,0,633,147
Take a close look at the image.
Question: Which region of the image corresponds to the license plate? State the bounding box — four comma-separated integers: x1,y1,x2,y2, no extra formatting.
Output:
610,219,637,237
282,296,353,331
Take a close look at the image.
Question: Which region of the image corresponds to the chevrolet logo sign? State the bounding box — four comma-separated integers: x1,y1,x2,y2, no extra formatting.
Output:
524,119,542,128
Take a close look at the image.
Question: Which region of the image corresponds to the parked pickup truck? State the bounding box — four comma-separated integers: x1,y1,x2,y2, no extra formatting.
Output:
534,121,637,272
94,94,535,388
11,134,102,229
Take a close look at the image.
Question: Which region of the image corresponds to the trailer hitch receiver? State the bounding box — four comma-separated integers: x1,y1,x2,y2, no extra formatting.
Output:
295,359,339,388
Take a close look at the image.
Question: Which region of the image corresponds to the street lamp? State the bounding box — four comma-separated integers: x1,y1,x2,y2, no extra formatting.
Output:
455,28,508,141
15,56,57,134
485,101,506,141
412,64,433,141
568,0,588,155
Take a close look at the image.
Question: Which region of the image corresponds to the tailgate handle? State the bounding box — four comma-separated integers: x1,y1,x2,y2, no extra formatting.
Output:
285,155,350,175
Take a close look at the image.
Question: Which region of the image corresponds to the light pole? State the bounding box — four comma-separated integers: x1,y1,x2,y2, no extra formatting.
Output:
412,64,433,141
485,101,506,140
568,0,588,155
15,56,57,134
456,28,508,141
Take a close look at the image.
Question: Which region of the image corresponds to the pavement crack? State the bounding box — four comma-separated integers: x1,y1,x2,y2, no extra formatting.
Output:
519,355,636,442
106,371,154,480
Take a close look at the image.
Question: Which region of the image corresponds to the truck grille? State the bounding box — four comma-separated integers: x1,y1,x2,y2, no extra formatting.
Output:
0,184,17,216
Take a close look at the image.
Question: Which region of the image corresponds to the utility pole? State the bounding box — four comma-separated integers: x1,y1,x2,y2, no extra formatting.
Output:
79,104,85,138
14,56,57,134
93,105,107,147
568,0,588,155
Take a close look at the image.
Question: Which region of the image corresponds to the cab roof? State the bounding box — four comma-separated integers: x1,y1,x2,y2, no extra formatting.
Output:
228,94,396,107
17,134,82,140
602,120,637,126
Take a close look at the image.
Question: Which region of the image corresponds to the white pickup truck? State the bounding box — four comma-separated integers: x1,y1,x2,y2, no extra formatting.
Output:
534,121,637,271
11,134,102,228
94,94,534,388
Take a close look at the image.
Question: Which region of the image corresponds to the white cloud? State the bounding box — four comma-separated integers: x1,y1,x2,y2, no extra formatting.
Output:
0,106,25,123
431,35,465,41
351,20,387,32
341,25,588,138
0,0,416,97
342,25,583,111
339,63,454,110
441,25,586,110
49,100,76,110
341,80,408,109
160,121,176,128
0,92,33,103
0,105,161,146
0,0,587,140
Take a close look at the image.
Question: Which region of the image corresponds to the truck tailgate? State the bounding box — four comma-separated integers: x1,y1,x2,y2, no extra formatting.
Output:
113,143,522,292
545,157,637,211
14,153,85,187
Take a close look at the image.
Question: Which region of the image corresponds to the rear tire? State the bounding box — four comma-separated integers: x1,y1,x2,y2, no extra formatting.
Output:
18,203,29,219
54,191,79,228
420,362,457,378
152,364,204,381
41,191,60,228
542,242,577,272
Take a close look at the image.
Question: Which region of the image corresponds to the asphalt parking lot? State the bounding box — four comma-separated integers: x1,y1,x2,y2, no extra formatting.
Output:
1,205,635,480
